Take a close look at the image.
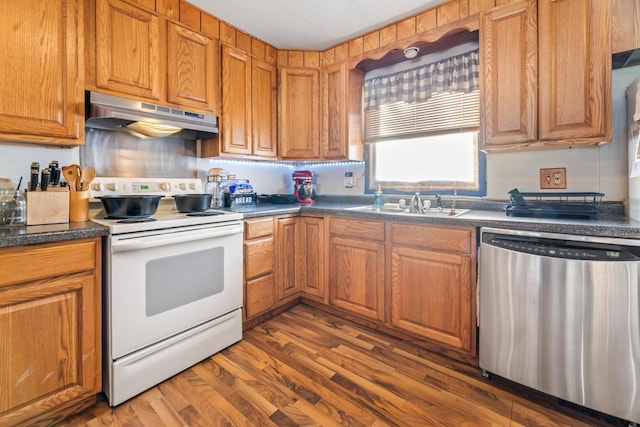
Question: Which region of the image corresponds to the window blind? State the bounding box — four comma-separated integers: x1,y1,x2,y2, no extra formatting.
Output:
365,90,479,141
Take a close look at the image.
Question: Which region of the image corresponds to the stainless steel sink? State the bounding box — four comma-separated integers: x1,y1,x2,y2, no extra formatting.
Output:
345,205,470,218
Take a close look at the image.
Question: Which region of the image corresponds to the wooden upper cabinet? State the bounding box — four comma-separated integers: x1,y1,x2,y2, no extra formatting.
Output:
166,21,218,114
278,67,321,159
323,62,349,159
95,0,162,100
481,0,612,151
221,45,253,155
480,0,537,147
611,0,640,54
322,60,364,161
252,60,278,158
0,0,84,145
538,0,611,143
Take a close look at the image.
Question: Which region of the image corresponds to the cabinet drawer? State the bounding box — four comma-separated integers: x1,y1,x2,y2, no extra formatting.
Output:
390,223,474,254
244,217,274,239
0,239,98,288
244,236,274,280
330,217,384,241
246,274,275,318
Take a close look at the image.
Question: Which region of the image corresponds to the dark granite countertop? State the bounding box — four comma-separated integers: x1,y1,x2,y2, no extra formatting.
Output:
0,221,109,248
3,198,638,249
233,200,640,239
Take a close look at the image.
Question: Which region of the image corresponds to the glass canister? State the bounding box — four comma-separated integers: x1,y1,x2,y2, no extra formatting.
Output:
0,189,14,225
9,190,26,225
205,174,224,208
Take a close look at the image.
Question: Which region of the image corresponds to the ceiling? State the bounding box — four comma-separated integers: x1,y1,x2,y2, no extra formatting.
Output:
188,0,447,50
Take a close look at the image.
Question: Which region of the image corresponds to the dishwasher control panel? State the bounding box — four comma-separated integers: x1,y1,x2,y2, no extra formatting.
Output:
482,232,640,261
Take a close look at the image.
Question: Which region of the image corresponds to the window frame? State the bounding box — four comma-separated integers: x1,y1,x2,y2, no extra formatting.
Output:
364,133,487,196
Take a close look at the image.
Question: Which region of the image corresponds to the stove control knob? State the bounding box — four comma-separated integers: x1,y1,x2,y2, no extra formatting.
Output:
160,182,171,191
93,183,104,192
107,183,119,192
179,183,187,190
189,183,196,190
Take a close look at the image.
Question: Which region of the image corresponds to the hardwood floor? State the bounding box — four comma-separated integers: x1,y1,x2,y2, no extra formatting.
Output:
61,304,624,426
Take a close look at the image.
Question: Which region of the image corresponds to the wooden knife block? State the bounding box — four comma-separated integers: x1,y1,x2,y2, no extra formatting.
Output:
26,188,69,225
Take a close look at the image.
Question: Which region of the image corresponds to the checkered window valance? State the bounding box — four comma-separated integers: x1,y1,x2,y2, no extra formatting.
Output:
363,49,480,112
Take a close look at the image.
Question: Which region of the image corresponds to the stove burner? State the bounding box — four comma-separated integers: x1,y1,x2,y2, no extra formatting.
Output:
107,217,157,223
186,211,225,217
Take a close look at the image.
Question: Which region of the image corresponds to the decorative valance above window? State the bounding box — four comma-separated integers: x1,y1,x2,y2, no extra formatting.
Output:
364,49,480,112
364,48,480,142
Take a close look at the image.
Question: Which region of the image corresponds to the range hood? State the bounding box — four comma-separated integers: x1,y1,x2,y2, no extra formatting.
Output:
85,91,218,139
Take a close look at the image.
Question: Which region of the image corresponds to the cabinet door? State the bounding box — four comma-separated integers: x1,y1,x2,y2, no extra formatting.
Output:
390,246,474,353
0,0,83,144
96,0,162,100
276,217,299,301
221,46,252,155
278,67,321,159
0,274,100,426
612,0,640,54
252,59,278,158
298,217,325,299
322,62,348,159
328,236,385,321
167,21,218,114
480,0,537,148
538,0,611,142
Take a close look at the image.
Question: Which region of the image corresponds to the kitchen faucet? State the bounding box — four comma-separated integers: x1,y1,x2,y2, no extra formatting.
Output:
410,192,424,214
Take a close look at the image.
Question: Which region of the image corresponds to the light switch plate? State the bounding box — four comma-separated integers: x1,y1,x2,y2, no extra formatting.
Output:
540,168,567,189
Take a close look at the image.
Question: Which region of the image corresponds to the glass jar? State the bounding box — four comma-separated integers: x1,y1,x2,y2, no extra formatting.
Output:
9,191,26,225
205,175,224,208
0,189,14,225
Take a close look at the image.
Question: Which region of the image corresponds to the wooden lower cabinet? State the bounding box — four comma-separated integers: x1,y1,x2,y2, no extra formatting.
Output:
243,217,275,321
298,216,325,299
0,238,102,426
389,223,477,358
276,216,299,301
328,217,385,321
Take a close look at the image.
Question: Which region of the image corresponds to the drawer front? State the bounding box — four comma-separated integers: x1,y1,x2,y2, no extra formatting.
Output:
244,217,274,240
390,223,474,254
329,217,384,241
244,236,274,280
245,274,275,318
0,239,98,288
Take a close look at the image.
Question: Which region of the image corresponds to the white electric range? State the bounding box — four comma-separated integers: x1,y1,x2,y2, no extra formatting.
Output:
89,177,244,406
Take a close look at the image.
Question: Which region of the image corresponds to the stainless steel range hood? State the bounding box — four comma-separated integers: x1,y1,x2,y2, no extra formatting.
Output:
85,91,218,139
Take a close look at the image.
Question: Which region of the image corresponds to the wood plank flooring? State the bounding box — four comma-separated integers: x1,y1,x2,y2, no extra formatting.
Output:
60,304,625,426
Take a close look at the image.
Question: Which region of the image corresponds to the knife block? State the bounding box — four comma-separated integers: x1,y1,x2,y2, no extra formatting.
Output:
26,188,69,225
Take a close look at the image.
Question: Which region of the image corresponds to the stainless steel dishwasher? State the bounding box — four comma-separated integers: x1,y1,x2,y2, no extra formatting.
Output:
479,227,640,425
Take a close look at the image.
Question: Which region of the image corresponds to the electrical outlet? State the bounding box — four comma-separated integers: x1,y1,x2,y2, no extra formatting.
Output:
540,168,567,189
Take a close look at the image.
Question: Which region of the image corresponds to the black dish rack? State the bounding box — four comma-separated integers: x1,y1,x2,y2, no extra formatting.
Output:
505,188,604,220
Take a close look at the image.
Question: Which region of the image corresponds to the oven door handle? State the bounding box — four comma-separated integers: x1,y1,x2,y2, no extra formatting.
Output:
111,224,243,252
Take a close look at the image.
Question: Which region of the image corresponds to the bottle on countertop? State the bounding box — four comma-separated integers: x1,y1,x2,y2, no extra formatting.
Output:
374,185,384,208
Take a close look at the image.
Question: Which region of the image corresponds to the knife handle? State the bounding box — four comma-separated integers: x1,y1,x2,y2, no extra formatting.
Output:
40,168,50,191
29,162,39,191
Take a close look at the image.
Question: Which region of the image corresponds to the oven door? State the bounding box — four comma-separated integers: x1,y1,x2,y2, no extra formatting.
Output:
107,221,243,359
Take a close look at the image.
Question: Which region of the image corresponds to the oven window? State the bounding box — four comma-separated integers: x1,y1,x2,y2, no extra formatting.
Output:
145,247,224,316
